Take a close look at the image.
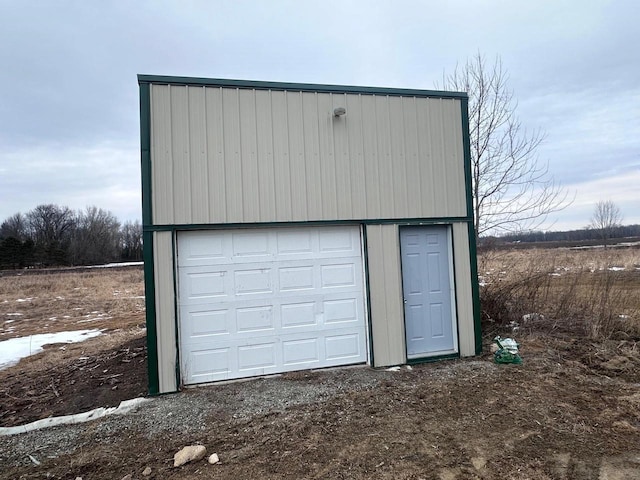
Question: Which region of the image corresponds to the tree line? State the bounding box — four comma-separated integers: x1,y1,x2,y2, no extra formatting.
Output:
488,224,640,245
0,204,142,269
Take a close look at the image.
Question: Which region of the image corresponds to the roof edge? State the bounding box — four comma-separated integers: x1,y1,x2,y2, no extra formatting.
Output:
137,74,467,99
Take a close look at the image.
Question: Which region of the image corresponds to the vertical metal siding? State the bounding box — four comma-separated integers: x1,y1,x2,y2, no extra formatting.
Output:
153,231,177,393
366,224,406,366
150,85,467,225
452,222,476,357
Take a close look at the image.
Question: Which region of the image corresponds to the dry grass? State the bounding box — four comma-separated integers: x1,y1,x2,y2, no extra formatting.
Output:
0,267,145,339
479,247,640,340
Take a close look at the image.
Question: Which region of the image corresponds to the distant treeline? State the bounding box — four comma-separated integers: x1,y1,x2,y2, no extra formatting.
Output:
484,224,640,245
0,204,142,269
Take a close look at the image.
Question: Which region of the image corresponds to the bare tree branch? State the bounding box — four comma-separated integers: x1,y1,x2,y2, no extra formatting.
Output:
440,53,571,241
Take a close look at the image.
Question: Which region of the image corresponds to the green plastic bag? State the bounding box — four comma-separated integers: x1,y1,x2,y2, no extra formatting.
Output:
494,336,522,364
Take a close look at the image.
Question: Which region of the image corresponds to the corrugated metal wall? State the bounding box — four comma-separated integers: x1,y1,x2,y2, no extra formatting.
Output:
153,231,177,393
150,85,467,225
452,223,476,357
366,224,406,367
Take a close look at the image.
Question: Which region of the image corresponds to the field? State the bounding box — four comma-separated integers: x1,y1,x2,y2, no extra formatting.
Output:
1,247,639,479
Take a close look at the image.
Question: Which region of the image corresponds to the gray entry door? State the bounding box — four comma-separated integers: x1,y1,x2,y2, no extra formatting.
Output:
400,225,456,358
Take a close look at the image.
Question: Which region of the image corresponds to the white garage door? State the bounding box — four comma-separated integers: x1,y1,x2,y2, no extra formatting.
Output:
177,226,368,384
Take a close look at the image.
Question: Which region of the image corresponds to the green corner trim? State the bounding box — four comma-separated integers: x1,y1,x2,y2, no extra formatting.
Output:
142,231,159,395
139,81,160,394
468,221,482,354
460,98,474,221
171,232,181,389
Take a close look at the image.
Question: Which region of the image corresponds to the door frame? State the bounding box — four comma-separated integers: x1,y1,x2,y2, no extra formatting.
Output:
399,224,459,360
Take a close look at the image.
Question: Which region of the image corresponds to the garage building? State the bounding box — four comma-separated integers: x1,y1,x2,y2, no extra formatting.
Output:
138,75,481,395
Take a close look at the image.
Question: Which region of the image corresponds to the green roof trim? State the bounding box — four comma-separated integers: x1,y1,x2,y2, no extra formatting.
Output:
137,74,467,100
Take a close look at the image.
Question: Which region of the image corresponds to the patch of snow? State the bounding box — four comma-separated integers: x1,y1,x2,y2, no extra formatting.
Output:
16,298,35,303
549,273,562,277
6,313,23,316
386,366,401,372
128,296,145,299
85,261,144,269
618,315,630,320
0,329,102,371
63,315,71,318
0,397,149,436
55,296,64,300
607,266,625,271
5,319,15,324
48,317,57,320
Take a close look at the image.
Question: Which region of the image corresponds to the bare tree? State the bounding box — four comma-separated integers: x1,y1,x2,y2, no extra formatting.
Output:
120,220,143,261
26,204,75,264
0,213,27,240
441,53,570,241
590,200,622,247
69,206,121,265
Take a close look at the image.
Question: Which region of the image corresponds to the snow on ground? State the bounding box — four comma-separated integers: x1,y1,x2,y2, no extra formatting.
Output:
86,261,143,269
0,330,102,371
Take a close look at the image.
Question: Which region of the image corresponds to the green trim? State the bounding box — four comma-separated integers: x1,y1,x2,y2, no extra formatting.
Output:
171,231,181,389
460,98,474,221
139,83,152,227
142,230,160,395
361,225,375,367
448,226,463,356
143,217,473,233
407,352,459,365
460,98,483,354
137,74,467,100
468,221,483,354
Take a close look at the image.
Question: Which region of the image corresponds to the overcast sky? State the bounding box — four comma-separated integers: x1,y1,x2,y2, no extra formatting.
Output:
1,1,638,231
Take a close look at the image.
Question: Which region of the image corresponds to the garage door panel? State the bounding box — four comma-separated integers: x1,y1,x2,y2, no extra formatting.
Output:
178,226,367,385
325,333,362,360
318,228,359,254
234,268,273,295
276,229,314,255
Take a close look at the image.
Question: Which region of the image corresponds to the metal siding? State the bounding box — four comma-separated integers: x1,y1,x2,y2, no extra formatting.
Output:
188,86,209,223
403,97,423,218
302,92,323,219
149,86,467,224
317,93,338,219
271,90,293,220
346,94,367,218
204,87,227,223
388,96,409,217
375,95,395,219
171,86,192,224
366,224,406,366
239,89,261,222
255,89,277,221
333,93,352,219
452,222,475,356
151,85,174,225
287,91,308,220
153,231,177,393
361,95,381,218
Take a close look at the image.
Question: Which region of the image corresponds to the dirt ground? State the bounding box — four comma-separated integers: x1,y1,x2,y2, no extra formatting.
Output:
1,264,640,479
